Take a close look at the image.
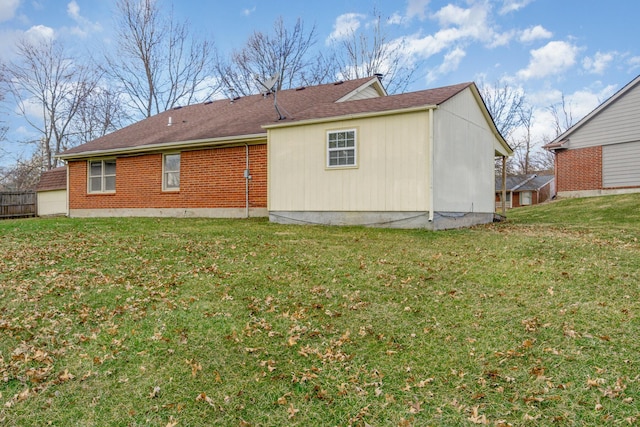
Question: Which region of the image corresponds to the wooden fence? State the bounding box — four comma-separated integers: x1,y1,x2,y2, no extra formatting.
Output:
0,191,37,219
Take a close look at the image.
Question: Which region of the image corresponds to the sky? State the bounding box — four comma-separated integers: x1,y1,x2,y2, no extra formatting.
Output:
1,0,640,167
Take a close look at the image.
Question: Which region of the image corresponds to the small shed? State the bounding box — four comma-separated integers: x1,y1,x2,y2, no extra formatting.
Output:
36,166,67,216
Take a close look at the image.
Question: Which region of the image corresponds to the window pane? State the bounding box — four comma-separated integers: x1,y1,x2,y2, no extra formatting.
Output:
165,154,180,171
90,161,102,177
104,160,116,175
90,177,102,192
166,172,180,188
105,176,116,191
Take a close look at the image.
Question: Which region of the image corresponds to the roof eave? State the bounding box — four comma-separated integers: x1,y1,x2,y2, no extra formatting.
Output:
467,83,513,156
57,133,267,161
262,105,437,130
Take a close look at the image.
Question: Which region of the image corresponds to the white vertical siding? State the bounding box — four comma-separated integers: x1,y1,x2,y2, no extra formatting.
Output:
433,88,497,213
268,111,431,212
568,82,640,149
603,141,640,187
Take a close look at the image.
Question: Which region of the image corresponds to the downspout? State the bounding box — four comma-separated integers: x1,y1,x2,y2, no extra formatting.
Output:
244,144,251,218
501,156,507,215
428,108,435,222
66,161,70,217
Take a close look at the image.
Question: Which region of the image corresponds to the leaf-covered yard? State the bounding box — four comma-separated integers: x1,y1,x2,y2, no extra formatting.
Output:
1,194,639,426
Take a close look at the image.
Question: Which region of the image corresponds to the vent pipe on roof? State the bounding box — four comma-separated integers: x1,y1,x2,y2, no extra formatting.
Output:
167,116,172,127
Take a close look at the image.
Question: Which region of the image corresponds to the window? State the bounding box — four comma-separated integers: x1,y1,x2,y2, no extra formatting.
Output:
163,153,180,190
327,129,356,168
520,191,532,205
88,159,116,193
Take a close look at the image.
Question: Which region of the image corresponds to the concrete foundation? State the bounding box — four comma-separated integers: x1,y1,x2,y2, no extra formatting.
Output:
69,207,268,218
269,211,494,230
557,188,640,198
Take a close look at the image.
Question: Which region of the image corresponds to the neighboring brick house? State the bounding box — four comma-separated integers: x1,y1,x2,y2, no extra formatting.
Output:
58,76,512,229
544,74,640,197
495,174,555,209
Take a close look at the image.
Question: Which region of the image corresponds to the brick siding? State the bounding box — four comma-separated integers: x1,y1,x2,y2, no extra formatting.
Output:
555,146,602,192
69,144,267,210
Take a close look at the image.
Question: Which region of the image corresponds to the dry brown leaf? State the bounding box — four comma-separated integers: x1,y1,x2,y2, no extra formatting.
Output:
287,403,299,419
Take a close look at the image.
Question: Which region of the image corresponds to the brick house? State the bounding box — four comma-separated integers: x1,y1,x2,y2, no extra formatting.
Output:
544,74,640,197
58,76,512,229
494,174,555,209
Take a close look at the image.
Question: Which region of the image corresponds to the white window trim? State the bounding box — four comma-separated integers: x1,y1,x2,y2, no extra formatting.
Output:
88,159,116,194
162,153,180,191
520,191,532,205
326,128,358,169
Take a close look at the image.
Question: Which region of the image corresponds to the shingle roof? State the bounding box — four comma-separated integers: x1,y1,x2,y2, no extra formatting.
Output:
59,77,474,158
495,174,554,192
36,166,67,191
281,82,473,123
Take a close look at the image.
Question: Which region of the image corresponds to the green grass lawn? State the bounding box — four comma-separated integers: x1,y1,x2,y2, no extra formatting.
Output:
1,194,639,426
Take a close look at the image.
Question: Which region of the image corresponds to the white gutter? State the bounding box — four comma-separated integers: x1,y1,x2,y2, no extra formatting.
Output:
57,133,267,161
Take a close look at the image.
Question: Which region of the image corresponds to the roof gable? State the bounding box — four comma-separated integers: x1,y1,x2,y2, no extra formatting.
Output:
546,74,640,150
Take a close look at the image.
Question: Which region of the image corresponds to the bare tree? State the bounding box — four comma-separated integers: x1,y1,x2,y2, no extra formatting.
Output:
478,78,526,140
0,150,46,190
68,87,129,146
548,93,574,137
2,37,100,169
216,17,323,97
107,0,218,118
330,10,417,94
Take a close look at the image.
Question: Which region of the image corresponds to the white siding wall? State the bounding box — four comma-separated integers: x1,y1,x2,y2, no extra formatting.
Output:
268,111,430,212
568,82,640,149
340,85,382,101
603,140,640,187
433,88,497,213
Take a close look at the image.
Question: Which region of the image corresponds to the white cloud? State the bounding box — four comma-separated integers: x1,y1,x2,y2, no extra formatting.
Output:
327,13,365,42
569,84,617,119
24,24,55,42
629,56,640,71
517,41,580,80
519,25,552,43
524,83,618,141
405,2,498,59
582,51,615,74
242,6,256,16
65,1,102,38
387,12,403,25
67,0,80,19
426,47,466,83
499,0,534,15
406,0,430,20
489,30,515,48
0,0,20,22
